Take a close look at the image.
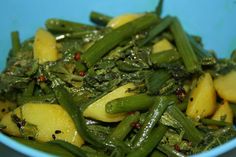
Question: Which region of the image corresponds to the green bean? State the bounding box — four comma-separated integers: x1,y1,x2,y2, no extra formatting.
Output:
48,140,87,157
139,16,173,46
45,18,96,33
150,49,180,66
145,70,171,95
132,96,174,147
188,35,216,65
127,124,168,157
157,144,186,157
150,150,167,157
109,112,140,140
56,31,93,40
13,137,75,157
81,13,158,67
170,17,201,73
90,11,112,26
166,105,203,145
155,0,164,17
11,31,21,56
200,118,232,127
22,81,35,97
106,94,155,114
53,85,109,148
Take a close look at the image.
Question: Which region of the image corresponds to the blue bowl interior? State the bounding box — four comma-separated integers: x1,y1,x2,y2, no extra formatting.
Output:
0,0,236,156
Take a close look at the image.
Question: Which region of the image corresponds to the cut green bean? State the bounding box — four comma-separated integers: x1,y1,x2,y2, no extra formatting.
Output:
48,140,87,157
11,31,21,56
132,96,174,147
140,16,173,46
109,112,140,141
145,70,171,95
188,35,216,65
90,11,112,26
150,150,167,157
81,13,158,67
150,49,180,66
155,0,164,17
127,124,168,157
158,144,186,157
200,118,232,127
13,137,75,157
45,18,96,33
170,17,201,73
166,105,203,145
106,94,155,114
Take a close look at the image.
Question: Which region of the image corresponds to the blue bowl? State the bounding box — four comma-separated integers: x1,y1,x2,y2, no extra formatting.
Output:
0,0,236,156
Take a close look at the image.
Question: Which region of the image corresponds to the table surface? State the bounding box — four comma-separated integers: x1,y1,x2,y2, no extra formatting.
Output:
1,142,236,157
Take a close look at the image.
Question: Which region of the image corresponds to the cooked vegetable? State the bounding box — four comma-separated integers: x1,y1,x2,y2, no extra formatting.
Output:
84,83,136,122
152,38,174,53
186,73,216,120
214,70,236,103
0,103,84,147
0,2,236,157
212,101,233,123
81,13,158,67
170,18,201,73
107,14,142,28
33,28,59,63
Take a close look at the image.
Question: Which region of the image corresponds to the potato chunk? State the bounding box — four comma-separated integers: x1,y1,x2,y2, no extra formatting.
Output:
152,38,174,53
212,101,233,123
107,14,142,28
83,83,136,122
0,103,84,147
214,71,236,103
186,73,216,120
33,28,59,64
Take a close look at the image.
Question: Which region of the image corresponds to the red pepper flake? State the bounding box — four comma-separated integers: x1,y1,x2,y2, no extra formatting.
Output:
130,122,141,129
174,144,180,152
74,52,81,61
38,75,46,82
79,71,86,77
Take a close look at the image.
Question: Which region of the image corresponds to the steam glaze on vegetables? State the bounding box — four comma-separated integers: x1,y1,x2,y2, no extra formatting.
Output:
0,1,236,156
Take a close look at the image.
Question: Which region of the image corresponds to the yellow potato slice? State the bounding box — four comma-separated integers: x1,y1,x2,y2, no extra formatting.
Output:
214,71,236,103
107,14,142,28
33,28,59,64
152,38,174,53
83,83,136,122
186,73,216,120
1,103,84,147
212,101,233,123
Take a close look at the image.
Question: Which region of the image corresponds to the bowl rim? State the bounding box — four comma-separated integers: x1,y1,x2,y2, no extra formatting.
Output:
1,132,236,157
